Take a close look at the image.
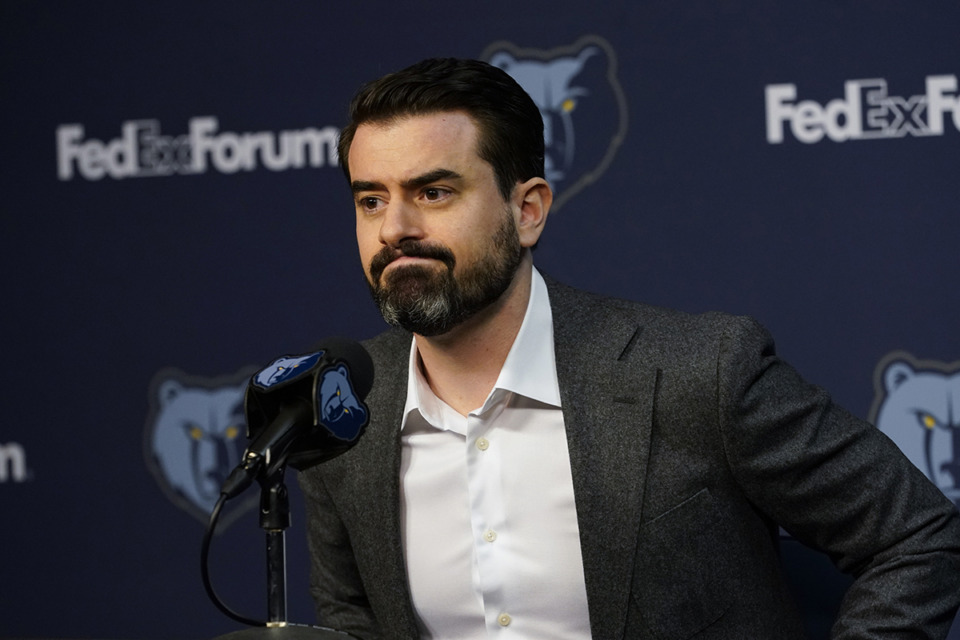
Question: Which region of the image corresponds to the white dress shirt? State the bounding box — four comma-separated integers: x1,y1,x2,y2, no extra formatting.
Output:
399,268,593,639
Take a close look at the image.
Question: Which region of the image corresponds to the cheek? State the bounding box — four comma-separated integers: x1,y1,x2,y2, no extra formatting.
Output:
356,237,377,278
356,222,378,256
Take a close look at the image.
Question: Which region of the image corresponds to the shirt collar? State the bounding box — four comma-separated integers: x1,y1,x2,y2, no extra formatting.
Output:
493,266,560,406
401,267,560,430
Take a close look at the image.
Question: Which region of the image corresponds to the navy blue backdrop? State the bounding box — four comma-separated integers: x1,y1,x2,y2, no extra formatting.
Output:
2,2,958,638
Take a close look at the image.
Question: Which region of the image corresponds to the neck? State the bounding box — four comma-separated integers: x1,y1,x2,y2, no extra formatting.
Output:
414,256,534,415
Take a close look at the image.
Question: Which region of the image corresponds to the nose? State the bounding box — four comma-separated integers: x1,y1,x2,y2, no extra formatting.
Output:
378,198,425,248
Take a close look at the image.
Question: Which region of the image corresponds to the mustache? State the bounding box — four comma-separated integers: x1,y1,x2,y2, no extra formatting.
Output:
369,240,456,283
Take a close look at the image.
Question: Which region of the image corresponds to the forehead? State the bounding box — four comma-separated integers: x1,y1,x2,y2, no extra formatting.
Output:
347,111,485,181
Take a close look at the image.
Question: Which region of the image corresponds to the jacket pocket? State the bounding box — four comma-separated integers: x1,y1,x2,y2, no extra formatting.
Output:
631,488,740,639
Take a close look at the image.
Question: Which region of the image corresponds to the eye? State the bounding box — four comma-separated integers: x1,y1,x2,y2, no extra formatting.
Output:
562,98,576,112
357,196,384,213
916,412,938,430
421,187,451,203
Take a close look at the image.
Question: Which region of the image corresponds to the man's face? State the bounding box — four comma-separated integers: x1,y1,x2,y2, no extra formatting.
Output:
348,111,523,336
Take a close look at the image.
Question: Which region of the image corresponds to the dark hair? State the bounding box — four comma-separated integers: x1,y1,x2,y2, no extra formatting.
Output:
338,58,544,201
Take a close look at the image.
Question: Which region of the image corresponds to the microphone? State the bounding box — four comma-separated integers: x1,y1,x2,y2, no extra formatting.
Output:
220,337,373,498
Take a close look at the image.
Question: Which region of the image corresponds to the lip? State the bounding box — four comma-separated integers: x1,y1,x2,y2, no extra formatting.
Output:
376,256,441,282
384,256,440,271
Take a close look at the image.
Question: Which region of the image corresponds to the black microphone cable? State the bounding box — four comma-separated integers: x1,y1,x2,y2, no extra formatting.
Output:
201,491,266,627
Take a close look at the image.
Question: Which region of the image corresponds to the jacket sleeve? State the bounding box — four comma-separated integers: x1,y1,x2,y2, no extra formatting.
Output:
298,467,383,640
715,316,960,639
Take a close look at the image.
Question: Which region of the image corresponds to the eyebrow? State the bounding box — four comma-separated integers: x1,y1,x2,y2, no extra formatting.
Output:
351,168,463,194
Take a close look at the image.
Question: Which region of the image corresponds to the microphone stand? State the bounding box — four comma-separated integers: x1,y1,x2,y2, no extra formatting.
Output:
260,466,291,627
210,341,373,640
211,466,353,640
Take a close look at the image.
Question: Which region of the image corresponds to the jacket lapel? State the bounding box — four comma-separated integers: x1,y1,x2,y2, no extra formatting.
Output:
346,329,421,637
547,277,658,640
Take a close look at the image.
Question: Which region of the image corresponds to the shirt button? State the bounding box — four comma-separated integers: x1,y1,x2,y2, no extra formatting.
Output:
498,613,512,627
483,529,497,542
476,437,489,451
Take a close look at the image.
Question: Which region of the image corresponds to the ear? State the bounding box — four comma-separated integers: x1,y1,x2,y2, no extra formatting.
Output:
158,379,184,407
883,361,915,393
512,177,553,248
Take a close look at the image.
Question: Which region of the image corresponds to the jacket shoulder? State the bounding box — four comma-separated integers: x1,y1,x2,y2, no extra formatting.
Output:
542,274,770,350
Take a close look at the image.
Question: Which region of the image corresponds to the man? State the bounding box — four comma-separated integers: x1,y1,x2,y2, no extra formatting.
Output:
298,58,960,639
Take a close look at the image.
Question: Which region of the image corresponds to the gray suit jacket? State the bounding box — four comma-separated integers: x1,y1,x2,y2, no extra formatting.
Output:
299,277,960,639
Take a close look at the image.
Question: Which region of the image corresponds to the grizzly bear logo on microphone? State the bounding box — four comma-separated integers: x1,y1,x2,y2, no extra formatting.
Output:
318,364,368,440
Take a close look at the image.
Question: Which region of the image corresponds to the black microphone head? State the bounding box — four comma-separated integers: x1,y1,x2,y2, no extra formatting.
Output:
244,337,375,473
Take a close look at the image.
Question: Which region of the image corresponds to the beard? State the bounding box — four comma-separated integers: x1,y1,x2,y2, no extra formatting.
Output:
366,211,522,336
